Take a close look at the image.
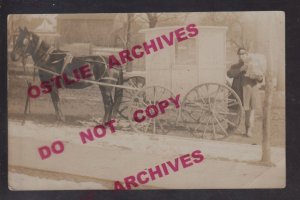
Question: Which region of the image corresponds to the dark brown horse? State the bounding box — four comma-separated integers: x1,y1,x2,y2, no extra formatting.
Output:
11,27,123,123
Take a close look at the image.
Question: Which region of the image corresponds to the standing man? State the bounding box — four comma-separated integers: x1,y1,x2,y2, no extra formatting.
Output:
227,48,264,137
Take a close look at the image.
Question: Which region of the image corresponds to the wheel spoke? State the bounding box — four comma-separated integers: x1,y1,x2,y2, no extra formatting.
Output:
224,89,233,99
194,122,202,132
228,100,239,107
157,119,167,133
129,78,138,88
194,88,207,105
124,88,135,96
153,118,156,134
211,86,220,109
181,107,202,122
144,118,153,133
122,98,131,103
212,118,216,139
203,117,211,138
217,114,237,127
136,96,150,107
213,113,228,136
216,111,238,116
119,105,128,113
181,105,208,113
130,104,146,110
153,86,157,104
157,88,167,101
193,102,210,110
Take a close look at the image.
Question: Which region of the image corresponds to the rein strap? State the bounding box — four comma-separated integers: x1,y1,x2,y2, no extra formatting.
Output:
33,38,42,55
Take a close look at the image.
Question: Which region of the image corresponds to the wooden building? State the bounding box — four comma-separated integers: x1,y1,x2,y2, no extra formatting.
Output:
56,14,121,47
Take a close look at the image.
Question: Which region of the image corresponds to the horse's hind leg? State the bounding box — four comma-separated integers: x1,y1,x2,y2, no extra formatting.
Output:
50,87,65,122
111,69,123,119
99,85,114,123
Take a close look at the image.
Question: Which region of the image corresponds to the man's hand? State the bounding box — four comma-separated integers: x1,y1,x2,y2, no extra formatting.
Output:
248,74,263,81
240,64,248,72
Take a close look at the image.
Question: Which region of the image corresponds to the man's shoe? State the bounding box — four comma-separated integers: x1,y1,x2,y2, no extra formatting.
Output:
226,126,235,134
246,128,252,137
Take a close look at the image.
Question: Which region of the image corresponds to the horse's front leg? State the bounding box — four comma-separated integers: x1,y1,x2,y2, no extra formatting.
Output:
111,87,123,119
50,87,65,122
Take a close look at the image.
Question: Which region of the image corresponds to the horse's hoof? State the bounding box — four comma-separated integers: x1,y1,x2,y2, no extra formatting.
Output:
54,116,65,125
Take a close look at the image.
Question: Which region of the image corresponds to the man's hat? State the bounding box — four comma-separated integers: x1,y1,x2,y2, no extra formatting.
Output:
237,48,247,55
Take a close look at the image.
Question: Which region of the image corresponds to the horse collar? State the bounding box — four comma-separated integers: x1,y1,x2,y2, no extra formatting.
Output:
33,38,42,55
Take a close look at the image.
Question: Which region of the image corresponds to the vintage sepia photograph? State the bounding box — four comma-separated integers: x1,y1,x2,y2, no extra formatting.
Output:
7,12,285,190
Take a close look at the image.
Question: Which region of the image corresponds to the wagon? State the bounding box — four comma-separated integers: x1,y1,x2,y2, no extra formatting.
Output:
122,26,243,140
16,25,243,140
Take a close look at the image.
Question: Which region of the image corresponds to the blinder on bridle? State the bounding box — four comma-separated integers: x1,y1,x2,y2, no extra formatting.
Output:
13,27,33,57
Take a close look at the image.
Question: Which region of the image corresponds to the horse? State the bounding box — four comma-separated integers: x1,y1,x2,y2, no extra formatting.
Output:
10,27,123,123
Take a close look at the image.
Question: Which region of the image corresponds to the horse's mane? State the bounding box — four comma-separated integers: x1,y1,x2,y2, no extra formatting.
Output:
31,31,70,54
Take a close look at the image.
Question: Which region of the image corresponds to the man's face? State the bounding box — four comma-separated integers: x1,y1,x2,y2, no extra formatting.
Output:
239,50,248,61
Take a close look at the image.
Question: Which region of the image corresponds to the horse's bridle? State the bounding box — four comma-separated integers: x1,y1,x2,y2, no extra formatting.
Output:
13,38,27,58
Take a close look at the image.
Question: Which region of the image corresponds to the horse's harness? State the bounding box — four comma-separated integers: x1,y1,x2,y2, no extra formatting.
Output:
28,34,119,83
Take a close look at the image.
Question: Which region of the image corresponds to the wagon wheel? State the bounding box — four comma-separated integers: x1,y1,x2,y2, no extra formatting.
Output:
181,83,243,140
128,86,178,135
118,76,145,119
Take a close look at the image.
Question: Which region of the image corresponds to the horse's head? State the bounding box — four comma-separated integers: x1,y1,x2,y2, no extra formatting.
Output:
11,27,33,61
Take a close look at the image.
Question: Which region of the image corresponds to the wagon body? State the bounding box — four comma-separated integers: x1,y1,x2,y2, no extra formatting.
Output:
140,26,228,96
125,26,243,139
